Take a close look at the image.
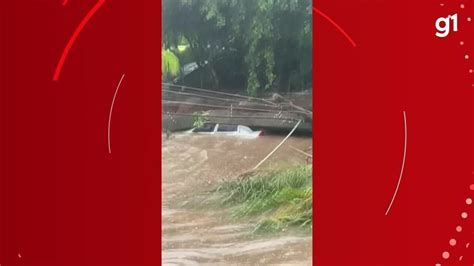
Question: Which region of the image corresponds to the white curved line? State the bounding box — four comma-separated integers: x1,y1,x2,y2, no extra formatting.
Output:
385,111,407,216
108,74,125,154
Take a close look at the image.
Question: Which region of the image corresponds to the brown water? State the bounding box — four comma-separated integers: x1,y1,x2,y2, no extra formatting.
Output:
162,134,312,265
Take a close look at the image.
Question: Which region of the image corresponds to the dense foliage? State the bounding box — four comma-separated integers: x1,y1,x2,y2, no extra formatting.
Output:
162,49,181,79
163,0,312,96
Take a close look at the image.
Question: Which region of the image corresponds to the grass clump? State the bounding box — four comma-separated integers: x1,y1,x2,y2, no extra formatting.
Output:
216,165,312,233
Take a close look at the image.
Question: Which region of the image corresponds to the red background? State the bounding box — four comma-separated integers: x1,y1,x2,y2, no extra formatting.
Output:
0,0,472,265
0,0,162,265
314,0,473,265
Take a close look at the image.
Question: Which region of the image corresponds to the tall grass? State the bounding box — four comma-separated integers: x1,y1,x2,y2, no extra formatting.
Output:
216,165,312,233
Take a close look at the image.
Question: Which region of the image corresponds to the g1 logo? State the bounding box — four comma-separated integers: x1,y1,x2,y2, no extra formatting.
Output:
435,14,458,38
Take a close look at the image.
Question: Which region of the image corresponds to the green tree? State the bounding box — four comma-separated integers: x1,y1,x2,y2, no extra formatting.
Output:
162,49,181,80
163,0,312,96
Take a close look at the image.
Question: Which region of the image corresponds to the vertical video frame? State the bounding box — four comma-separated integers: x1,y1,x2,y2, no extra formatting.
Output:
162,1,313,264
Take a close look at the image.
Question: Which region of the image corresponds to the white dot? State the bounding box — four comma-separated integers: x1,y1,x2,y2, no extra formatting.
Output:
435,264,441,266
450,239,457,246
461,212,468,219
466,242,470,248
467,198,473,205
442,251,450,259
465,55,470,60
440,3,445,6
459,256,463,261
460,41,465,46
456,225,463,232
470,69,473,74
461,4,465,9
468,17,472,22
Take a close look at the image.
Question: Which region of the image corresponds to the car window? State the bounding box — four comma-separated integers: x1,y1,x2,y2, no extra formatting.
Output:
193,123,216,132
238,126,252,133
217,124,238,132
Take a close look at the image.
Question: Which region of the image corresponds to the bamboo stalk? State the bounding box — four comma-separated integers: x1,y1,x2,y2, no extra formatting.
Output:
252,120,302,171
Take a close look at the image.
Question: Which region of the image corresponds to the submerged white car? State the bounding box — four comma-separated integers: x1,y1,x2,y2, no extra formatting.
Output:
186,123,263,139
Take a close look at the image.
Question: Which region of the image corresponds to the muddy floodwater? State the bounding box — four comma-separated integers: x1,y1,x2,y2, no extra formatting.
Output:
162,134,312,265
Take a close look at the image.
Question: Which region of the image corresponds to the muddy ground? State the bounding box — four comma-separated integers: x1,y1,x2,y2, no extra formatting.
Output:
162,134,312,265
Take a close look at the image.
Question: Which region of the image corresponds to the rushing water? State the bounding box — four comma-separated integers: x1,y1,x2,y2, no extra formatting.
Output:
162,134,312,265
